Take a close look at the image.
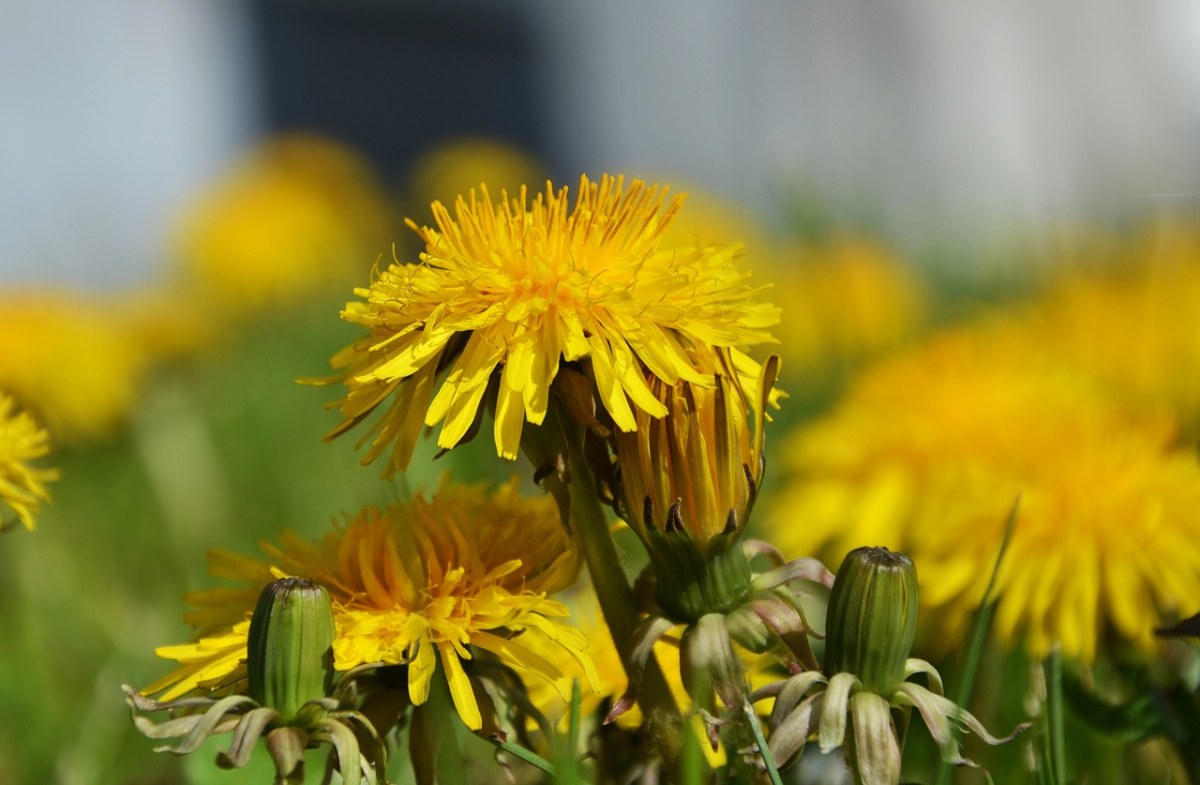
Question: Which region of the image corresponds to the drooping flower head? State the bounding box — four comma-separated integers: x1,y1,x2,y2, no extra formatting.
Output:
0,393,58,531
146,478,592,731
318,174,779,475
767,328,1200,662
605,354,780,620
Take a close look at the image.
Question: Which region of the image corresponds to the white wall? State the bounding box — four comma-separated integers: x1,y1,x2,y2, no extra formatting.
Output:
0,0,256,288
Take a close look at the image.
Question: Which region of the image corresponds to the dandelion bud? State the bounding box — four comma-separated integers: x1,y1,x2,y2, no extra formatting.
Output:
247,577,335,724
824,547,918,693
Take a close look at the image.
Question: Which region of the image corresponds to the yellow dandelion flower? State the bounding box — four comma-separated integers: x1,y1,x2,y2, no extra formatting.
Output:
406,136,545,217
0,393,58,531
147,479,592,730
0,291,149,441
1013,222,1200,429
175,134,389,316
318,173,779,474
772,238,927,380
766,328,1200,662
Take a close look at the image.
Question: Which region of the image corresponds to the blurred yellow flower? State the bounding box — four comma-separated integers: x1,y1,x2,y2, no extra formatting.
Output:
766,328,1200,662
1014,221,1200,428
319,173,779,475
406,136,545,217
174,134,389,316
0,393,58,531
772,238,927,380
147,478,592,731
0,291,149,441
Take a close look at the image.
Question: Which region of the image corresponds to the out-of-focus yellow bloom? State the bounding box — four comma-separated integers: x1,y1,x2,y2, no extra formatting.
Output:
1013,221,1200,428
767,328,1200,662
319,174,779,475
772,238,926,380
146,479,592,731
0,393,58,531
174,134,389,316
658,180,777,254
406,137,544,217
0,292,149,441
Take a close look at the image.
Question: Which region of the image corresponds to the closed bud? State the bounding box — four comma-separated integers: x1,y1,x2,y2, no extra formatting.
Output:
247,577,336,724
824,547,918,693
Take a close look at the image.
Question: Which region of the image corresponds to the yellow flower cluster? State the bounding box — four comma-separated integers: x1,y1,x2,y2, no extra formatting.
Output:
148,479,592,730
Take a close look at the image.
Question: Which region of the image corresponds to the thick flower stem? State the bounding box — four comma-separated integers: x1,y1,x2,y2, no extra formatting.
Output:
560,423,684,756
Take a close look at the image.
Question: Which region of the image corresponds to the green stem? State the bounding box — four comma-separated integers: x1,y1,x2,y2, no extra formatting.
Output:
1045,649,1067,785
560,421,683,750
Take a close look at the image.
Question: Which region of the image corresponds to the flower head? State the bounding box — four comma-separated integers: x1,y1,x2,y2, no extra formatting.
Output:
0,292,149,441
318,174,778,475
606,355,780,620
146,479,591,731
174,134,389,316
0,393,58,531
767,328,1200,662
773,237,926,381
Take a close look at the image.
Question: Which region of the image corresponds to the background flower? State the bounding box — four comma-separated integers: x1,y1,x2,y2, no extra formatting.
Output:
0,393,58,530
766,328,1200,662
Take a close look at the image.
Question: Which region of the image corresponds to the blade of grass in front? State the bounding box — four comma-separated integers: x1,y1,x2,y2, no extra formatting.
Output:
932,497,1019,785
744,699,785,785
556,678,582,785
1044,649,1067,785
487,736,557,777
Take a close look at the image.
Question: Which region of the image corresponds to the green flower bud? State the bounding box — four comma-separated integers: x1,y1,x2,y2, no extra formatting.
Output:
247,577,336,724
824,547,918,693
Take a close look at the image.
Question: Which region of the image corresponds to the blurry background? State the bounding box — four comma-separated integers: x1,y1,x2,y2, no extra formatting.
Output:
3,2,1200,784
5,0,1200,288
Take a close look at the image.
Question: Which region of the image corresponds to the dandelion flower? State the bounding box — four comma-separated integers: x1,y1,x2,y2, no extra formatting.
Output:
147,479,592,730
1013,224,1200,429
406,136,545,218
175,134,389,316
319,173,778,474
0,292,150,441
0,393,58,530
767,329,1200,662
772,238,926,381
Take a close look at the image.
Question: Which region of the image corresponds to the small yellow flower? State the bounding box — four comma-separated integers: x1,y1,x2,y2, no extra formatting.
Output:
0,292,148,441
406,136,545,217
174,134,389,316
767,328,1200,662
1013,223,1200,429
317,174,778,475
0,393,58,531
147,479,592,731
772,238,926,379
